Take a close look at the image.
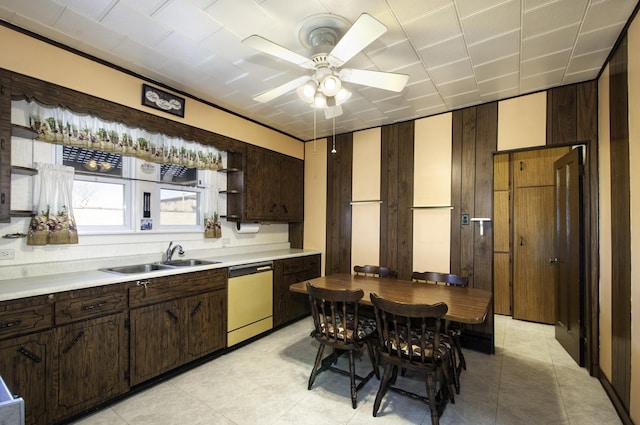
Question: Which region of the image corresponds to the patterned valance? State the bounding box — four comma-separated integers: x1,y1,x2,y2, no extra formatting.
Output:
24,100,224,170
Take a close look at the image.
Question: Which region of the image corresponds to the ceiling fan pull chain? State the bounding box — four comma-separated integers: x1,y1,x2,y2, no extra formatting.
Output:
331,116,337,154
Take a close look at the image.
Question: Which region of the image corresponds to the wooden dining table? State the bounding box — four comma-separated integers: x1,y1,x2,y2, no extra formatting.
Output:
289,273,493,325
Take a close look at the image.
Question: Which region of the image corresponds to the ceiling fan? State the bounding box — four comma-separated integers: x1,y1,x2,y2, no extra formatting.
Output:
242,13,409,119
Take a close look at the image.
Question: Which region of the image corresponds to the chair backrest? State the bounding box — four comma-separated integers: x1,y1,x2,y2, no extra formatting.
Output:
370,293,448,364
306,283,365,348
354,265,398,279
411,271,468,287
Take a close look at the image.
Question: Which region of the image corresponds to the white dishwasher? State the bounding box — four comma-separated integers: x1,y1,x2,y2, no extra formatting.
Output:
227,261,273,346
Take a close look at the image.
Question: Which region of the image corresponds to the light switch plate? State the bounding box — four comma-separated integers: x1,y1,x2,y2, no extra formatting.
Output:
0,249,15,260
461,214,470,225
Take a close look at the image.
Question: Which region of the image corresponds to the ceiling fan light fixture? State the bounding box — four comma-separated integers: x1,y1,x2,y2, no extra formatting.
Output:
335,88,351,105
320,75,341,97
314,92,327,108
297,80,317,103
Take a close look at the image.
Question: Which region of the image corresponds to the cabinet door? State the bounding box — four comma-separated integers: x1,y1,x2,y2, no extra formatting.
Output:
129,300,182,386
279,156,304,222
184,290,226,361
245,146,279,220
53,313,128,420
0,330,52,425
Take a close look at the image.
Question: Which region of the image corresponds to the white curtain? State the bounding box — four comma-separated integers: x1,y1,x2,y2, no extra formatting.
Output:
27,163,78,245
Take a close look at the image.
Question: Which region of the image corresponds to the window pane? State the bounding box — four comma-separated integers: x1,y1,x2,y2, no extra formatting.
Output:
73,180,125,226
160,188,198,225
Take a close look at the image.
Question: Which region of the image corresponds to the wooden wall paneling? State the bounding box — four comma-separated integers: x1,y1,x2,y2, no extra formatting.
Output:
380,125,390,271
397,121,415,280
0,69,10,222
450,112,464,275
493,153,511,315
577,81,600,375
460,108,477,283
608,35,632,409
547,84,578,145
325,133,353,275
381,124,399,273
494,253,511,315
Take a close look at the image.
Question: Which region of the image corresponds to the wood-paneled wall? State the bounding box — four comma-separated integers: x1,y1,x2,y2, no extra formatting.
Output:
608,34,632,411
325,133,353,275
451,103,498,352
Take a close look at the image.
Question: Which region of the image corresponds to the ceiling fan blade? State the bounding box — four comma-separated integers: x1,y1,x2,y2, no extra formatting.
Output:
328,13,387,67
242,35,316,70
253,75,312,103
338,68,409,92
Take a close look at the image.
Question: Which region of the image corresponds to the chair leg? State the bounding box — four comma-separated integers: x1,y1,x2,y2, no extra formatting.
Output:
348,350,358,409
441,354,456,404
425,371,440,425
454,334,467,371
366,339,380,380
308,343,326,390
372,363,394,417
449,348,460,394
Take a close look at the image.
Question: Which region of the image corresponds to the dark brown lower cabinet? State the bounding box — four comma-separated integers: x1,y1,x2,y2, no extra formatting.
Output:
129,270,227,386
273,254,320,327
52,312,129,421
0,330,53,425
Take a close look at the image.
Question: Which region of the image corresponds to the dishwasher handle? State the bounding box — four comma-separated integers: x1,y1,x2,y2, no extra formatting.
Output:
228,261,273,278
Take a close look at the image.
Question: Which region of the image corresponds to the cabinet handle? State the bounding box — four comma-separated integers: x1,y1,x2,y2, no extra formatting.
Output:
165,309,179,323
62,331,85,354
282,204,288,214
190,301,202,318
17,347,42,363
1,192,5,205
137,279,150,296
519,160,524,171
81,300,108,311
1,138,5,150
0,319,22,329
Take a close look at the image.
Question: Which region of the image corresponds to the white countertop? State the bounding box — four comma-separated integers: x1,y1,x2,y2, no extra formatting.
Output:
0,249,321,301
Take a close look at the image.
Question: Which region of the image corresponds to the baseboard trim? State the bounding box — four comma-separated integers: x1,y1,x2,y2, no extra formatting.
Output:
598,368,633,425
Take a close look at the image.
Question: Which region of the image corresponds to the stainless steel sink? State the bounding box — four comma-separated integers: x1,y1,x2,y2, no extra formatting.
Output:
101,263,176,274
160,259,220,267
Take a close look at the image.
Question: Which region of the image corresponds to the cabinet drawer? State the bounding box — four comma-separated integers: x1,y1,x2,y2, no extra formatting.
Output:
282,258,305,275
0,300,53,340
129,268,226,308
55,285,127,325
304,255,321,274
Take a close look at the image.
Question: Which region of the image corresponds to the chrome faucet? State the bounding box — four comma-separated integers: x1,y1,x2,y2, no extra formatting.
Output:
166,241,184,262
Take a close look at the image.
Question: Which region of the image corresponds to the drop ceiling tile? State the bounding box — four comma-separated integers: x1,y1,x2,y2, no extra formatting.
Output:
474,54,519,83
387,0,454,25
369,10,413,46
581,0,637,32
402,4,462,49
102,2,172,47
406,93,446,111
418,35,469,69
368,40,420,73
443,89,482,108
454,0,514,18
55,8,126,52
459,0,520,45
477,72,519,95
320,0,390,22
520,68,565,93
522,0,588,39
5,0,63,26
404,78,438,100
467,30,520,66
521,50,571,78
566,49,609,75
155,32,216,66
429,58,474,86
55,0,114,20
394,62,431,86
112,38,173,71
562,67,600,84
153,0,222,42
205,0,280,40
521,24,580,61
436,75,478,97
573,24,624,56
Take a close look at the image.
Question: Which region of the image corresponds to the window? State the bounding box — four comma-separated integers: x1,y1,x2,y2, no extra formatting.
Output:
158,186,202,228
72,175,132,231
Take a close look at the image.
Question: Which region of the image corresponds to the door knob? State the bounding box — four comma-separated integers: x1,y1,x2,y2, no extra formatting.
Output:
548,258,559,264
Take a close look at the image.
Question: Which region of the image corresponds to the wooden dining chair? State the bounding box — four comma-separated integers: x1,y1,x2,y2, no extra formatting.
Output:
411,271,469,393
354,265,398,279
369,293,455,424
306,283,379,409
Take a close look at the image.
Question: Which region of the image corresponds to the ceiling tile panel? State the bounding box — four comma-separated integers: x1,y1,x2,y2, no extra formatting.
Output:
428,58,475,86
459,0,520,45
565,49,609,76
4,0,63,26
121,0,168,16
402,4,462,49
54,0,114,20
386,0,454,25
467,30,520,66
573,25,625,56
55,8,126,52
417,35,470,69
101,2,172,47
436,75,478,97
205,0,278,40
520,68,565,93
522,0,588,39
153,0,222,42
367,40,420,73
521,24,580,61
455,0,514,18
581,0,638,32
477,72,519,96
521,50,571,78
474,54,519,83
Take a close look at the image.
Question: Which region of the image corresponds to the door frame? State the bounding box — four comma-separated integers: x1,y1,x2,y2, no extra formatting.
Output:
492,140,598,375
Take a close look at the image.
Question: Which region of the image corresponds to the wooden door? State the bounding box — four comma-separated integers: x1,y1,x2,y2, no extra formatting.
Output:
130,300,182,385
53,313,128,420
0,331,52,425
554,148,584,365
512,147,569,323
184,290,226,361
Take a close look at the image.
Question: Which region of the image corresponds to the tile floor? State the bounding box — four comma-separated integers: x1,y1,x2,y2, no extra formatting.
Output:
71,314,621,425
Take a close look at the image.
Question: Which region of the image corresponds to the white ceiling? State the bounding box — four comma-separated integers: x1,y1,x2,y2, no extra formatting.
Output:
0,0,637,141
